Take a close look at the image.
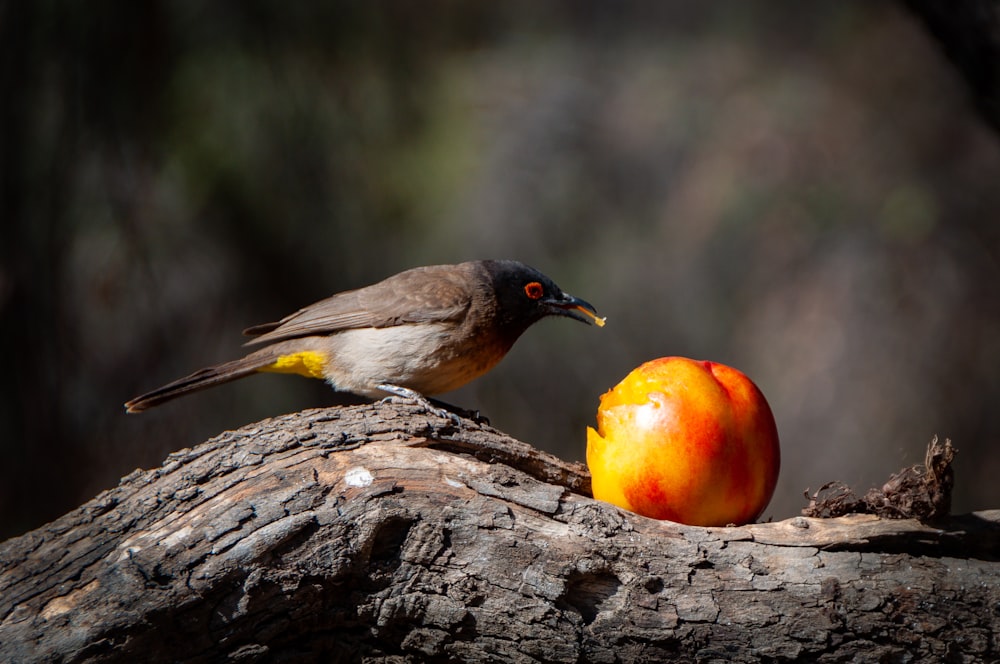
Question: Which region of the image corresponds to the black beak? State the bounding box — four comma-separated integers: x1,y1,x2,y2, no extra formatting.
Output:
544,293,606,327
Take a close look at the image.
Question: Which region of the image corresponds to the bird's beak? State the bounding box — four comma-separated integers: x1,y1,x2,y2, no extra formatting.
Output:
545,293,606,327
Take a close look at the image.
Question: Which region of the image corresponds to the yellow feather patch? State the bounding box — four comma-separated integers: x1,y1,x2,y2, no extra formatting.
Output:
260,351,328,380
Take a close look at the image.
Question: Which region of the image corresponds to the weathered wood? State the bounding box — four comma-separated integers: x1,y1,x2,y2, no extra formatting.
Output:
1,403,998,663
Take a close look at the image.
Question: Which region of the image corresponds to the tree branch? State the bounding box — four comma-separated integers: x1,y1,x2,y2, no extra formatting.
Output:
1,403,998,662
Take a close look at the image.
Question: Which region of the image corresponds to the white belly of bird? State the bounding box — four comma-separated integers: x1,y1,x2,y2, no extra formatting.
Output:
324,323,501,397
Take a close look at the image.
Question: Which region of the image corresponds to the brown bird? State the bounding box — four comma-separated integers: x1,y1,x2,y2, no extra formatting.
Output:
124,260,604,415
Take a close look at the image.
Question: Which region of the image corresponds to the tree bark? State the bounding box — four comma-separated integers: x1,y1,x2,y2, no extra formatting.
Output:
1,403,998,663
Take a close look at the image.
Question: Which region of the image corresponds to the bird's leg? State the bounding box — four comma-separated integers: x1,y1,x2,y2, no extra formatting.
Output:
376,383,462,426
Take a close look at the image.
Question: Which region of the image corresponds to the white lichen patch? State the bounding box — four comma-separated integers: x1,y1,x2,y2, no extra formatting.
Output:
345,466,374,488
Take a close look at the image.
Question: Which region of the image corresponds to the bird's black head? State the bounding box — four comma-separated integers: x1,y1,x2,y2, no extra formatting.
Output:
480,260,604,334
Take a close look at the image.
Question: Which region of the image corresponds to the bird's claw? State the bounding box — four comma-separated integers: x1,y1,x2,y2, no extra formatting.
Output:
377,384,463,426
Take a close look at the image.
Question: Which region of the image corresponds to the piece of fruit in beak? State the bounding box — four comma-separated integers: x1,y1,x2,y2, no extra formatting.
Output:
551,294,606,327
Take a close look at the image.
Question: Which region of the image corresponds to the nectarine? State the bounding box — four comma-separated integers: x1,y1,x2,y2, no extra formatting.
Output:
587,357,780,526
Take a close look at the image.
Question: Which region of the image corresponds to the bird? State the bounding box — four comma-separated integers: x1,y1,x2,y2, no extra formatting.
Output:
124,259,605,417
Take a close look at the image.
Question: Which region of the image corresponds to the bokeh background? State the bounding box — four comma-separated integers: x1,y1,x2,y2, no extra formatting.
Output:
3,2,999,540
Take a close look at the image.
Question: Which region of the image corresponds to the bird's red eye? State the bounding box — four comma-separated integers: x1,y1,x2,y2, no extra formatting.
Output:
524,282,544,300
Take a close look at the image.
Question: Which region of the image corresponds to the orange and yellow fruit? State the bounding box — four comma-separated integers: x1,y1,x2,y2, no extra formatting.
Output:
587,357,780,526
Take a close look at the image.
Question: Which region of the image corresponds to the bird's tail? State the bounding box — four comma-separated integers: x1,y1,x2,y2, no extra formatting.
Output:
124,348,282,413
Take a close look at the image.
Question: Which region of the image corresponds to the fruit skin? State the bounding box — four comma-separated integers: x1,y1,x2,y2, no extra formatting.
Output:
587,357,780,526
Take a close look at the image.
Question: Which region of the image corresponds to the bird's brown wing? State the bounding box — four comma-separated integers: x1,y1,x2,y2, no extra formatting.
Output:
242,264,477,346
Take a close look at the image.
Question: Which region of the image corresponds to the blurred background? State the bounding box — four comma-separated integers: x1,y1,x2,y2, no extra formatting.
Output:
3,1,999,540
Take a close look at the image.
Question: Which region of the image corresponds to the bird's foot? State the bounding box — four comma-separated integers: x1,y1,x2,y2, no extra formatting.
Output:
431,400,489,425
376,384,463,426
